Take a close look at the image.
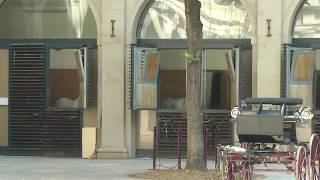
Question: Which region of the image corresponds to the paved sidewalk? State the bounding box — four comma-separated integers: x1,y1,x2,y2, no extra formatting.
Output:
0,156,147,180
0,156,294,180
253,163,294,180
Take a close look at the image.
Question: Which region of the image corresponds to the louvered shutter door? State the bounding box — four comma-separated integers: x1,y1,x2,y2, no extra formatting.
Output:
286,47,315,107
87,48,95,104
238,47,252,105
133,47,160,110
281,45,289,97
9,44,82,156
45,108,81,156
285,47,316,143
9,44,47,150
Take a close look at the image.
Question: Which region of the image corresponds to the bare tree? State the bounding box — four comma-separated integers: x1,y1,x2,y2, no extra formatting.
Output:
184,0,206,170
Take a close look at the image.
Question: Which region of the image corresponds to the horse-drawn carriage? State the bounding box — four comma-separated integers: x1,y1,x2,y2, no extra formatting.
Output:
217,98,317,180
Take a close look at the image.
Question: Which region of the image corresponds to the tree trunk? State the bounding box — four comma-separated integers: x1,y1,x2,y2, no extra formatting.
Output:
184,0,206,170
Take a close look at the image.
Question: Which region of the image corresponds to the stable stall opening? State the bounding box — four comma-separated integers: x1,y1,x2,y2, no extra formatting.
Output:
203,49,235,109
159,49,186,110
0,0,99,157
285,46,320,111
50,49,82,108
6,42,97,157
49,48,98,110
133,0,253,158
292,0,320,111
159,49,234,110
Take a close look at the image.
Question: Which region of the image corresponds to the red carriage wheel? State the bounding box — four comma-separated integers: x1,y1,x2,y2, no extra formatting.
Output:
225,153,239,180
309,134,320,180
296,146,307,180
226,161,236,180
241,161,252,180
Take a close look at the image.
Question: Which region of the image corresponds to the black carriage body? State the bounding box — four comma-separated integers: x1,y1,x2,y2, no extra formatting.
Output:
237,98,302,144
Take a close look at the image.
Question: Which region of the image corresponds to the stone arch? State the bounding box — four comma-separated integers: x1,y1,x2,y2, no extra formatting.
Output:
86,0,102,38
282,0,305,43
127,0,151,43
127,0,256,42
0,0,101,39
239,0,257,41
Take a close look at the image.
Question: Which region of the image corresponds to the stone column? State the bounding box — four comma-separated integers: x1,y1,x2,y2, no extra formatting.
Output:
256,0,282,97
97,0,129,159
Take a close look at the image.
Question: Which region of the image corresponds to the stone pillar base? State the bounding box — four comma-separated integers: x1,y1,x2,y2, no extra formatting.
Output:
97,147,129,159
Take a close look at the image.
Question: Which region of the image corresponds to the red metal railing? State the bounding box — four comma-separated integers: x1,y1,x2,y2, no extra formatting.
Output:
153,127,211,170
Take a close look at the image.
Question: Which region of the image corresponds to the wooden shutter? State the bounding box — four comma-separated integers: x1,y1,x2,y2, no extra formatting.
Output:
286,47,315,107
132,47,160,110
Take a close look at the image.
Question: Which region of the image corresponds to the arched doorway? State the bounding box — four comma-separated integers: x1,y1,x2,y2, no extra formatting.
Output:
0,0,98,156
283,0,320,141
131,0,253,158
289,0,320,108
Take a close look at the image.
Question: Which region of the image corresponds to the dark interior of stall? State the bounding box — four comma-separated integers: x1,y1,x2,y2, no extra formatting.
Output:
159,49,232,110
